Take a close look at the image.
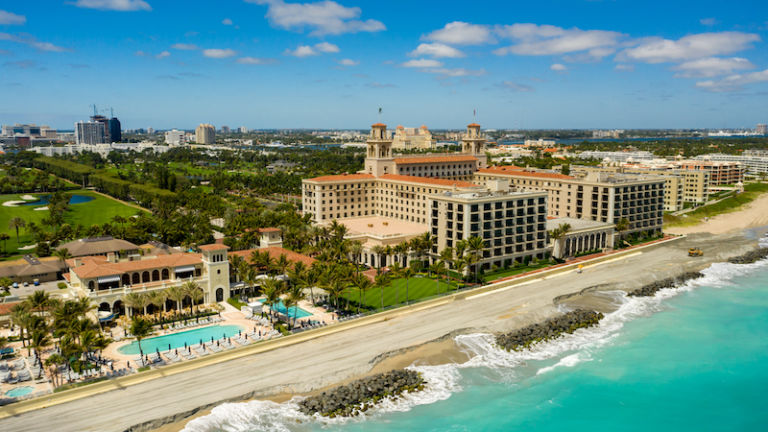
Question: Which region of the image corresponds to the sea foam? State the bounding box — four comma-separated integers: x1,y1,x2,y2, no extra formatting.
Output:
183,249,768,432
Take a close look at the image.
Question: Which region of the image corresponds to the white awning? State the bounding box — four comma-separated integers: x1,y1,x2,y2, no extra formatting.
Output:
97,275,121,284
174,266,196,273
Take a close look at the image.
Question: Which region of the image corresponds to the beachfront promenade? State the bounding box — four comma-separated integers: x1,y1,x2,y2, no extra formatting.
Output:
0,233,756,432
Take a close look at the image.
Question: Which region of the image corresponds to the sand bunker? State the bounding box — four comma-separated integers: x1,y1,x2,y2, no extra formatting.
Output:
33,206,49,211
2,200,25,207
20,195,36,200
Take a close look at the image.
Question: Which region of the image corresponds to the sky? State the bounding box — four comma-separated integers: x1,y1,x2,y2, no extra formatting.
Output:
1,0,767,130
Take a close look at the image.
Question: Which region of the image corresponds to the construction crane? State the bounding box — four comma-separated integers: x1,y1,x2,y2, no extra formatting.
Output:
91,104,98,116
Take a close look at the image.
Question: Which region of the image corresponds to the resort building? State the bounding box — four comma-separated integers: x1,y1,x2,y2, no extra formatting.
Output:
195,123,215,145
693,153,768,175
56,236,140,258
474,167,665,237
0,256,66,285
546,217,615,258
673,160,743,186
66,244,230,316
391,125,435,150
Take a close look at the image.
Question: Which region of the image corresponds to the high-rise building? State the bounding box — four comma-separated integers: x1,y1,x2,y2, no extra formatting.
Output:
147,127,155,135
239,126,248,133
221,125,231,134
165,129,187,146
75,121,106,145
392,125,435,150
90,115,110,142
108,117,121,143
1,123,43,137
758,124,767,135
196,124,215,144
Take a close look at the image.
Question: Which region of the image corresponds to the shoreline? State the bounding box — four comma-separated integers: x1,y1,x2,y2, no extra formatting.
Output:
0,230,761,432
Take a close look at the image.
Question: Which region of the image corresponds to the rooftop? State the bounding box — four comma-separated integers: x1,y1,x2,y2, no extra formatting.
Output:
304,173,375,183
478,167,574,180
57,236,140,257
229,247,316,267
331,216,428,238
393,155,477,165
546,217,614,231
379,174,479,188
198,244,229,251
69,253,202,279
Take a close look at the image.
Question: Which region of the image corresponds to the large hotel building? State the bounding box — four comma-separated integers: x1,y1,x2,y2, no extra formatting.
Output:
302,123,665,269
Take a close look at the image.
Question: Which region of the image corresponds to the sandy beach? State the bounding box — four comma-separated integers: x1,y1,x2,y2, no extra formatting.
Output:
666,192,768,235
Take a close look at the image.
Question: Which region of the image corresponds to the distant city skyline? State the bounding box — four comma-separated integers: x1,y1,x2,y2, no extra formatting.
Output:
1,0,767,130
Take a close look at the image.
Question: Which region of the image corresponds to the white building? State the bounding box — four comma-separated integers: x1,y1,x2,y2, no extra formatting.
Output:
75,121,106,145
165,129,187,146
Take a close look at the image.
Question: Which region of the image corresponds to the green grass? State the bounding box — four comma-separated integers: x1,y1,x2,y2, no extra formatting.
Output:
0,190,143,259
340,274,459,310
665,182,768,227
227,297,247,309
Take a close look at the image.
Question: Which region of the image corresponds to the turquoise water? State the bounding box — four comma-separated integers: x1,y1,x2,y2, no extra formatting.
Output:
184,259,768,432
23,194,94,206
118,324,243,355
5,386,34,397
259,299,312,318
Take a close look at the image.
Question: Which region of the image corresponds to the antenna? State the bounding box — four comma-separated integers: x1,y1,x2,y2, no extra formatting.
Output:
91,104,98,116
378,107,382,123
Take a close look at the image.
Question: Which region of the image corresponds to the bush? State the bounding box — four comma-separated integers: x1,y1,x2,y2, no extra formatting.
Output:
57,282,67,290
227,297,247,309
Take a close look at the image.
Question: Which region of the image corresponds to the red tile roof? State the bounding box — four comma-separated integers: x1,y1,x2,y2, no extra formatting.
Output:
229,247,316,267
372,123,386,127
478,166,574,180
199,244,229,251
305,173,375,183
0,301,21,316
394,155,477,165
467,123,481,127
69,253,203,279
380,174,479,188
258,227,281,233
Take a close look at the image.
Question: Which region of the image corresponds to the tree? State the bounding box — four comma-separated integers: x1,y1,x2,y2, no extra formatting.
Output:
188,283,205,314
129,316,154,366
402,267,414,305
165,285,187,315
45,353,66,387
0,233,9,255
53,247,72,263
286,284,307,328
374,271,390,310
148,290,167,315
430,261,447,295
350,273,373,313
29,330,51,377
8,217,25,245
274,254,291,276
615,218,630,247
182,281,201,314
261,277,284,323
123,292,150,316
26,290,52,317
548,223,571,259
0,276,12,295
466,236,485,284
371,245,386,269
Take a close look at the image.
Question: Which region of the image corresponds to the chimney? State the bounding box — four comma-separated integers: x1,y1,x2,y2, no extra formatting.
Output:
73,258,82,267
107,252,116,263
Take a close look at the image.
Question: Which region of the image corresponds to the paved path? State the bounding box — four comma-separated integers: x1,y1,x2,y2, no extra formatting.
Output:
0,233,754,432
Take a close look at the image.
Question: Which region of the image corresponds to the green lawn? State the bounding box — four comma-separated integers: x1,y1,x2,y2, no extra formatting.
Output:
340,274,459,310
0,190,144,259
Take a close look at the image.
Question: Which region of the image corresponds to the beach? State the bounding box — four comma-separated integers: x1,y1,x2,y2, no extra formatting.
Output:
666,192,768,235
0,225,759,432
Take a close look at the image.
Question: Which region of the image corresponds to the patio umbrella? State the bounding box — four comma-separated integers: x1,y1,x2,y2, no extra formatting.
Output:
168,344,171,351
211,337,214,343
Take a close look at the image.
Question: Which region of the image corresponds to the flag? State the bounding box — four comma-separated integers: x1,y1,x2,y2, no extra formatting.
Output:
378,107,382,115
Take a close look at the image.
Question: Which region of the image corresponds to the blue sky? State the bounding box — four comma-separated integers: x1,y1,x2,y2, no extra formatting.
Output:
1,0,767,130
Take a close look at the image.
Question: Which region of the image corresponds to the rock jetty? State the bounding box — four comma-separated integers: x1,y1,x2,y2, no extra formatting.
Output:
627,271,704,297
297,369,425,418
728,248,768,264
495,309,604,351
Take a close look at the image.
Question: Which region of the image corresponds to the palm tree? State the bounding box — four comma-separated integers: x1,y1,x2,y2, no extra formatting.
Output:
182,281,201,314
286,284,307,328
374,271,390,310
44,353,66,387
389,262,402,304
402,267,414,305
148,290,167,315
189,284,205,314
615,218,630,248
53,247,72,264
350,273,373,313
8,217,25,245
123,292,150,316
165,285,187,315
261,277,284,323
347,240,363,269
26,290,52,317
371,245,386,269
29,330,51,374
0,233,9,255
274,254,291,276
454,257,467,290
129,316,154,366
430,262,446,295
466,236,485,284
320,273,347,311
0,277,12,295
548,223,571,259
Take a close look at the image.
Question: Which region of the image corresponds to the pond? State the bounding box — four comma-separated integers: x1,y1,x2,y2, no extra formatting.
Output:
23,194,94,206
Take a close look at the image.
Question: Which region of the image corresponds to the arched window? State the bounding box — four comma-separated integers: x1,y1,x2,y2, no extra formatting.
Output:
142,271,150,283
161,269,169,280
152,270,159,281
132,273,140,284
122,274,130,286
88,281,95,291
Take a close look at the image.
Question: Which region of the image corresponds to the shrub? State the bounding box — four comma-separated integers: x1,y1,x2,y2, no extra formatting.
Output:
57,282,67,290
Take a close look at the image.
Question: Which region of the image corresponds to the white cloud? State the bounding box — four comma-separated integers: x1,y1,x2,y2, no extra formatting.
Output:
621,32,760,63
497,81,534,92
427,67,485,77
202,48,237,58
615,63,634,72
402,58,443,68
285,45,317,57
171,43,198,50
285,42,339,57
249,0,385,36
222,18,233,26
0,33,69,52
70,0,151,11
696,69,768,92
673,57,754,78
237,57,277,64
338,58,359,66
424,21,494,45
550,63,567,71
494,24,623,57
314,41,339,53
0,10,26,25
409,43,464,58
700,18,718,26
155,50,170,59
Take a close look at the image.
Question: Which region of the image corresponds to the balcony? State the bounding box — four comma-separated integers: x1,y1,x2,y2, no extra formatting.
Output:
88,277,209,298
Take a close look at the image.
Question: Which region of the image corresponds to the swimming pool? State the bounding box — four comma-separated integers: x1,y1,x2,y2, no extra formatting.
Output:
5,386,34,398
23,194,94,206
259,299,313,318
118,324,244,355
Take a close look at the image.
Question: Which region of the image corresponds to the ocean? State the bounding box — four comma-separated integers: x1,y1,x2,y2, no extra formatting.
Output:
184,255,768,432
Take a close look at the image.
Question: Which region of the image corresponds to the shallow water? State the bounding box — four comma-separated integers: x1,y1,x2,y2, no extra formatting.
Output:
183,255,768,432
